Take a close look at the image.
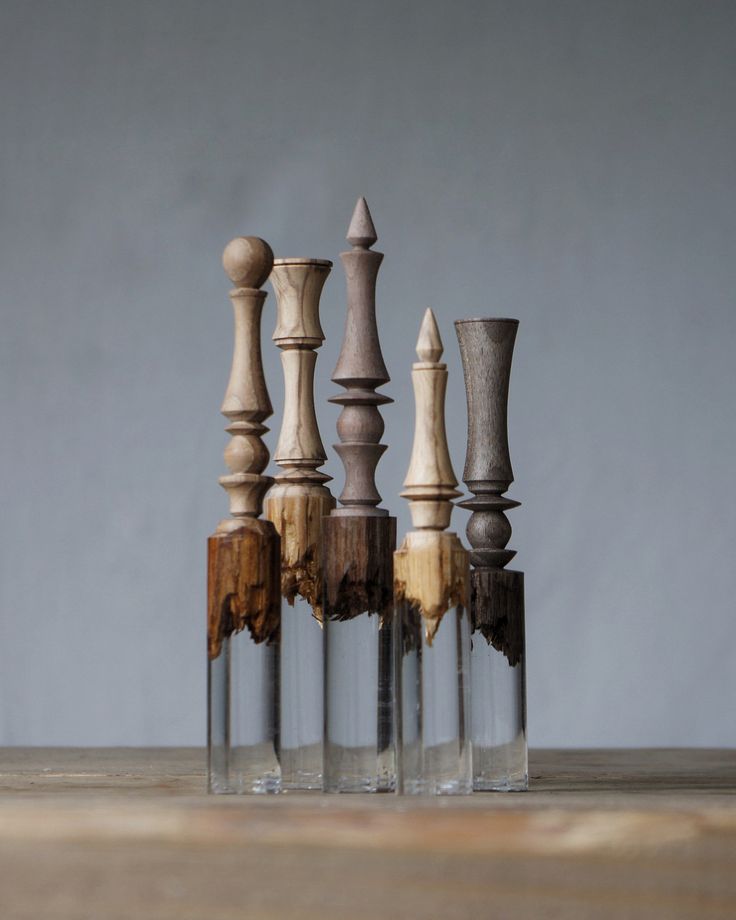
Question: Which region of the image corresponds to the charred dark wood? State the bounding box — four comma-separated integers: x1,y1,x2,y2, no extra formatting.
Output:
322,515,396,621
471,568,524,667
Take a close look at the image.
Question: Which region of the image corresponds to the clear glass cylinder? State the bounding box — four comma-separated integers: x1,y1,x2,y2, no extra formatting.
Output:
279,595,323,790
324,611,397,792
398,605,472,795
471,637,527,791
207,631,280,794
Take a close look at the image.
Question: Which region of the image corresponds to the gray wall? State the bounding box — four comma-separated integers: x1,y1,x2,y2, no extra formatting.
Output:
1,0,734,746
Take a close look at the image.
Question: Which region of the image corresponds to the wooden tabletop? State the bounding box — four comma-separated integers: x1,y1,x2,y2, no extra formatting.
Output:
0,748,734,919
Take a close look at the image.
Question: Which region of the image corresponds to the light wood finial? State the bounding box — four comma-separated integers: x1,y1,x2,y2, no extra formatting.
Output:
394,310,468,643
415,307,443,363
208,237,280,659
400,309,461,531
217,237,275,530
264,258,336,616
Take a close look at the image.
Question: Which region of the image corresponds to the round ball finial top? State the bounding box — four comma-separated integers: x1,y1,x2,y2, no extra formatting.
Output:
222,236,274,289
346,196,378,249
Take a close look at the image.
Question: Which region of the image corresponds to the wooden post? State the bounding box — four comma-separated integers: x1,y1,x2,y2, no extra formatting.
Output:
455,318,524,665
207,237,280,660
263,259,335,619
323,197,396,623
393,309,468,643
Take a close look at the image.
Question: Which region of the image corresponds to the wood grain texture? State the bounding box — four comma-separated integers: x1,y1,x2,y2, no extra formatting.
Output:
208,239,280,659
217,237,276,528
471,568,524,664
207,520,280,657
322,515,396,620
264,258,335,614
455,318,520,569
401,309,461,531
394,530,468,643
1,749,734,920
264,486,334,618
329,197,392,516
395,311,468,641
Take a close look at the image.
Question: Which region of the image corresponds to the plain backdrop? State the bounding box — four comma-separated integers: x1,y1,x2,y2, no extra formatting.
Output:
1,0,734,746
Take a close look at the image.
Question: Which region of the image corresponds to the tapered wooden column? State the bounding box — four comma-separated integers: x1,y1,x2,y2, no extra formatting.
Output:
323,198,396,622
263,259,335,620
394,309,468,643
207,237,281,660
455,318,524,664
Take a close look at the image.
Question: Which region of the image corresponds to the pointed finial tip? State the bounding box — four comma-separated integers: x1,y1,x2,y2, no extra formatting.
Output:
347,196,378,248
416,308,444,363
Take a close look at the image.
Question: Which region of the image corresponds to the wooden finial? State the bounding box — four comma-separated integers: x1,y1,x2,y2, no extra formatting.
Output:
218,237,276,528
323,198,396,622
264,258,336,617
454,318,520,568
455,317,524,663
208,237,280,659
401,309,461,531
346,196,378,249
394,310,468,643
330,196,392,515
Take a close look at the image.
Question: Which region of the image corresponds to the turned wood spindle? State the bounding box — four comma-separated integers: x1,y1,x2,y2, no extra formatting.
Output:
323,198,396,621
455,318,524,664
263,258,335,617
207,237,281,659
394,309,468,643
330,196,392,516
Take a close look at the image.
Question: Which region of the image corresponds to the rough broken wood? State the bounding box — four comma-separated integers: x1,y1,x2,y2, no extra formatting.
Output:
323,515,396,621
471,568,524,665
264,486,334,618
207,520,281,657
393,530,468,643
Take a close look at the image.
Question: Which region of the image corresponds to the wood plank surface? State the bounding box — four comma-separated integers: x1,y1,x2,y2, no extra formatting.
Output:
0,748,734,919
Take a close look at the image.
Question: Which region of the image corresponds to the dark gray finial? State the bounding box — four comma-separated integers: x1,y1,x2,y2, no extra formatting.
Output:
329,197,392,516
454,318,521,569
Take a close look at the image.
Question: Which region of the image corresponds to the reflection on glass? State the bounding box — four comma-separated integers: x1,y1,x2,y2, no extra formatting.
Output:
324,611,397,792
279,595,323,790
208,631,280,794
398,605,472,795
471,632,527,791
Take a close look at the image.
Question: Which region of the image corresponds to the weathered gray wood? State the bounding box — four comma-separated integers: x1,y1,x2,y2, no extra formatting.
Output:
324,198,395,619
471,568,525,665
455,318,520,569
330,197,392,516
0,749,734,920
